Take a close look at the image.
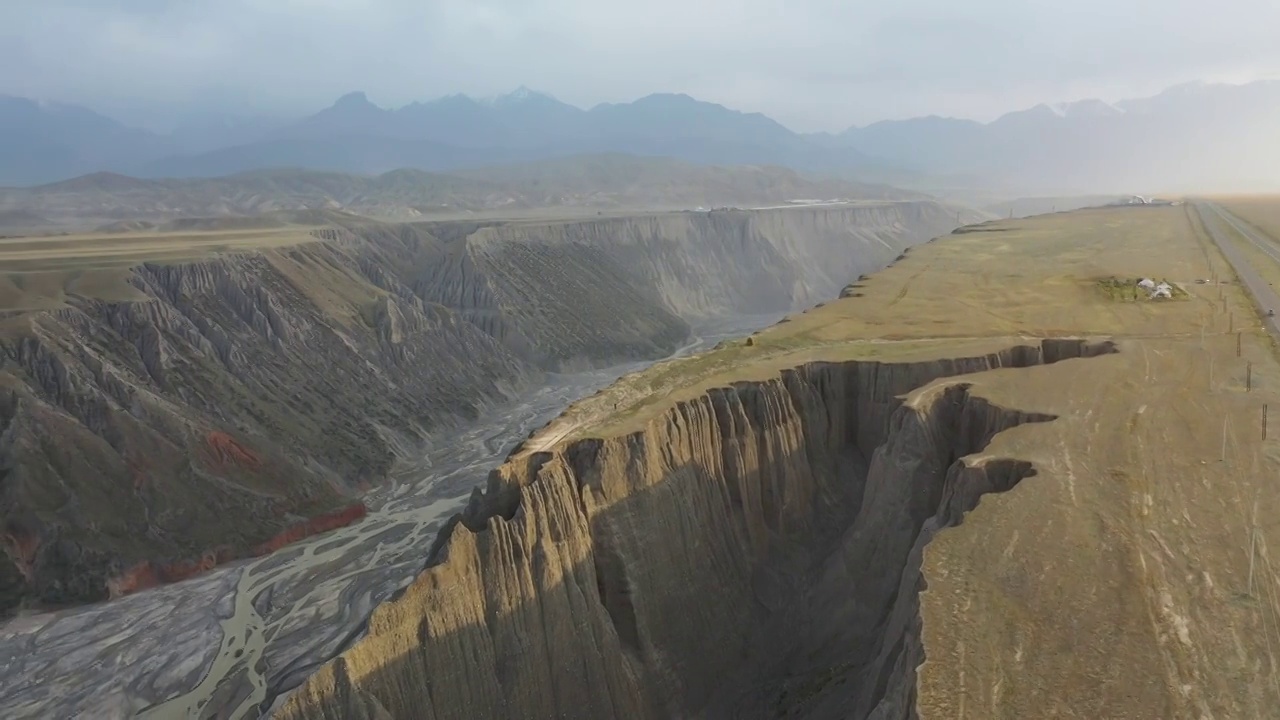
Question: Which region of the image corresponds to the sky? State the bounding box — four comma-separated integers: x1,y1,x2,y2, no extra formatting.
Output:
3,0,1280,132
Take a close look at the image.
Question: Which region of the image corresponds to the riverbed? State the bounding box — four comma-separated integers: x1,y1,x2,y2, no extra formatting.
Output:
0,313,782,720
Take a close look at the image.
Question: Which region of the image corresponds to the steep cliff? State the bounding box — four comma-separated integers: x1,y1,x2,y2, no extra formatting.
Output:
0,233,529,612
0,202,958,616
275,338,1115,720
416,202,959,369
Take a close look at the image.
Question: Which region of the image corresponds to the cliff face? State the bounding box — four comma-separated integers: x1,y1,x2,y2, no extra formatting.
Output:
0,203,958,617
276,338,1115,720
417,202,958,369
0,231,529,612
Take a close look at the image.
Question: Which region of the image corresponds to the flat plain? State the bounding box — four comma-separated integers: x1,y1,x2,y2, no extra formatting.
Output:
0,227,320,312
1219,195,1280,241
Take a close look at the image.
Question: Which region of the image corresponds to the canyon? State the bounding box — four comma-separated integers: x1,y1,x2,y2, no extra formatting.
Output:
0,201,963,717
7,200,1279,719
277,204,1280,719
278,339,1107,720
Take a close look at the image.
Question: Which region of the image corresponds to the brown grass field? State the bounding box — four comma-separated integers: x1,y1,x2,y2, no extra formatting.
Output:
1208,196,1280,304
1219,195,1280,242
530,205,1280,717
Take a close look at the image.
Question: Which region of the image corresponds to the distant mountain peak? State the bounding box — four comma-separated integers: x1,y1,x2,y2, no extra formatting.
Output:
501,85,536,101
637,92,699,105
333,91,374,109
1042,98,1123,119
39,170,157,192
1163,79,1212,94
487,86,560,106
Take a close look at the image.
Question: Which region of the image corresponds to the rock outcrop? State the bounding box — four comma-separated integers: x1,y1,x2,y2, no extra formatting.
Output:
275,338,1115,720
0,201,958,616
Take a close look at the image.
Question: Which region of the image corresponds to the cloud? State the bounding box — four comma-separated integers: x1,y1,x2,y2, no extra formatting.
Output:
3,0,1280,131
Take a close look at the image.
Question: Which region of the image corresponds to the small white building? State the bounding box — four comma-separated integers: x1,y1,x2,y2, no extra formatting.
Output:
1137,278,1156,290
1152,281,1173,299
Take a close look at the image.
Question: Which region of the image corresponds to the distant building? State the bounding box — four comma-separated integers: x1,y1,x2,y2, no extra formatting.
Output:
1152,281,1173,298
1137,278,1156,289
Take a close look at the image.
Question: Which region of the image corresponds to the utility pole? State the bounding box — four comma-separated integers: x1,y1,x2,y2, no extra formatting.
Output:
1248,527,1258,597
1222,414,1229,461
1238,331,1243,357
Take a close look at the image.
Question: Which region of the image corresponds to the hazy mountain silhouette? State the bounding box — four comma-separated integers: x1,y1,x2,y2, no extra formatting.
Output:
824,80,1280,194
134,88,892,181
4,81,1280,193
0,95,170,185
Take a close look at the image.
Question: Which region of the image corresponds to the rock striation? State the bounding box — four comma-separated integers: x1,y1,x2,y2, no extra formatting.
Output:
0,231,528,612
0,202,957,617
275,338,1115,720
418,204,958,369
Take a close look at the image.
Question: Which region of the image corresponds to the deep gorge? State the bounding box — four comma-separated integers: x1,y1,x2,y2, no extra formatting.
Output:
0,202,961,615
276,338,1116,720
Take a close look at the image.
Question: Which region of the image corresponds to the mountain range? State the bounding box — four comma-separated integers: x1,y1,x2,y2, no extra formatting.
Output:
2,80,1279,195
820,80,1280,195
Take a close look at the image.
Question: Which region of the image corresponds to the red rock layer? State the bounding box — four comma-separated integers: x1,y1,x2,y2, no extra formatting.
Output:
105,502,367,599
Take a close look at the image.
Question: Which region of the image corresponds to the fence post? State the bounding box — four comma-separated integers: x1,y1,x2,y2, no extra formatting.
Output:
1238,331,1243,357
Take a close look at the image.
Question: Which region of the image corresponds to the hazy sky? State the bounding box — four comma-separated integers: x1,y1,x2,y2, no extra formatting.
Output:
4,0,1280,132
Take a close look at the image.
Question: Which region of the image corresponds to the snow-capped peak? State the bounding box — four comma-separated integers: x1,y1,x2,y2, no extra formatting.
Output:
1048,99,1125,118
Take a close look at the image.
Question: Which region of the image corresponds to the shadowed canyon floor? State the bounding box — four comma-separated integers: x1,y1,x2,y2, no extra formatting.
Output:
0,202,966,718
279,205,1280,719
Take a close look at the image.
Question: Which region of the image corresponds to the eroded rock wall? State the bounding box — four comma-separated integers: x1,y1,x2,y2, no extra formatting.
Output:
276,339,1114,720
0,202,961,615
0,229,530,612
417,202,958,369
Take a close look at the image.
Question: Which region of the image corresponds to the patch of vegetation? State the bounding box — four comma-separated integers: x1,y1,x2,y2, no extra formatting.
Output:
1094,276,1188,302
952,222,1012,234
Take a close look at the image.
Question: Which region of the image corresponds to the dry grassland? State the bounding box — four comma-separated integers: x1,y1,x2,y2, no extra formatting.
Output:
1219,195,1280,242
542,205,1280,717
